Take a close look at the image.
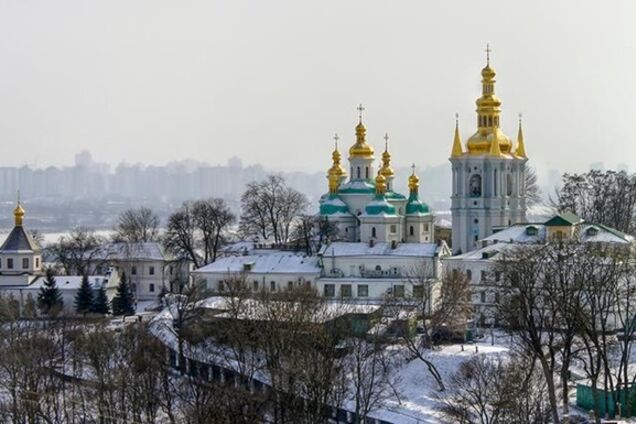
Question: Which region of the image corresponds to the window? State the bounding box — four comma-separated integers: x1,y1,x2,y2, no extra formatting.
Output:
371,227,376,238
149,266,155,276
413,285,423,298
270,281,276,291
218,280,225,291
357,284,369,297
480,291,486,303
357,167,361,179
466,270,472,280
506,173,513,196
393,285,405,297
149,283,155,293
324,284,335,297
22,258,29,269
390,225,397,234
131,266,137,275
35,258,39,268
481,271,487,281
288,281,293,290
253,280,259,291
375,265,382,271
341,284,352,298
469,174,482,197
409,226,414,236
0,258,2,268
365,167,369,179
7,258,13,269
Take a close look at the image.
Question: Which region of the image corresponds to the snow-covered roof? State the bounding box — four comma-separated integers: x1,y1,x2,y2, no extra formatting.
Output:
483,222,633,245
194,296,380,323
28,275,110,291
93,242,168,262
193,253,320,275
320,242,441,258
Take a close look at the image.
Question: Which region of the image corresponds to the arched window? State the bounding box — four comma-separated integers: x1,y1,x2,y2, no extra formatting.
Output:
371,227,376,238
357,167,361,179
409,226,414,236
469,174,482,197
494,169,498,196
506,173,513,196
375,265,382,271
365,167,369,179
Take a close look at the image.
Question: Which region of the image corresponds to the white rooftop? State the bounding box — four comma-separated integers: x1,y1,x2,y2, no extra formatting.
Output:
193,253,320,275
320,242,441,258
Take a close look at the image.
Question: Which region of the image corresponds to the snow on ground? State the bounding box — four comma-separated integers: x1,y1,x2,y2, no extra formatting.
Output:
372,335,510,424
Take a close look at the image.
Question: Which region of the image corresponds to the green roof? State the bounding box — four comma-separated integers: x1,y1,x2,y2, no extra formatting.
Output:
364,195,397,215
544,212,583,227
319,194,350,216
385,190,407,200
405,192,430,215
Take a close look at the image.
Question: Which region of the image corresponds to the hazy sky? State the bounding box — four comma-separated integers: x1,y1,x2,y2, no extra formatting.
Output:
0,0,635,178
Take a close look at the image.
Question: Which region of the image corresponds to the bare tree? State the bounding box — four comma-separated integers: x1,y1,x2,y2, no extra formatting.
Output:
240,175,308,245
47,227,105,275
553,170,636,234
192,198,236,263
525,166,542,206
113,207,160,243
163,198,235,268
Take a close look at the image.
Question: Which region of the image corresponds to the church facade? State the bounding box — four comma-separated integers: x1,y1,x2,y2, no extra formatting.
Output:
318,107,435,245
449,52,528,254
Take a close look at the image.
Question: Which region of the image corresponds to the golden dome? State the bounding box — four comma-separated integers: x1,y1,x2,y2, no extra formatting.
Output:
408,170,420,193
465,50,513,157
349,121,375,159
379,136,394,178
328,142,347,179
375,172,387,195
14,202,25,226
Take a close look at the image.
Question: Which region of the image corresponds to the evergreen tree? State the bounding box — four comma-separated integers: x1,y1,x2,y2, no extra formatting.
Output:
74,274,94,315
37,268,64,316
111,273,135,316
91,285,110,314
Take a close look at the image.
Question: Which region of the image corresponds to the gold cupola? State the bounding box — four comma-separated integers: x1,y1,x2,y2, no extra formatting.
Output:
379,133,395,179
465,45,513,157
408,168,420,194
14,201,25,226
327,134,347,181
349,104,375,159
375,171,387,195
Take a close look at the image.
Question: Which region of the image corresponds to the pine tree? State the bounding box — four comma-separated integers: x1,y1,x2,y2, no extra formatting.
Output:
74,274,94,315
37,268,64,316
91,285,110,314
111,273,135,316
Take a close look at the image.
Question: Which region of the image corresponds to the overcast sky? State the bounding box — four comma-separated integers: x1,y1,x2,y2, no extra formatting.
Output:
0,0,634,177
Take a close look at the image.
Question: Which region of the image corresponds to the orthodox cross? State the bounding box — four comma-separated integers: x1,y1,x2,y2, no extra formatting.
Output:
333,133,339,149
485,43,491,65
357,104,365,121
384,133,389,150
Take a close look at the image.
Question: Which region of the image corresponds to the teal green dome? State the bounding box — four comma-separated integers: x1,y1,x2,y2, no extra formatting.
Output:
385,190,406,200
406,192,430,215
364,195,397,215
320,195,350,216
337,180,376,194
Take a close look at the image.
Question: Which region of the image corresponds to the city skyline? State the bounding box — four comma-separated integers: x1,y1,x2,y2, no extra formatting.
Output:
0,1,635,175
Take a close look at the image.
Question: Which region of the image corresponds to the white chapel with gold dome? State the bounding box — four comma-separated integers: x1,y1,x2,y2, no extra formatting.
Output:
319,106,435,244
450,49,528,254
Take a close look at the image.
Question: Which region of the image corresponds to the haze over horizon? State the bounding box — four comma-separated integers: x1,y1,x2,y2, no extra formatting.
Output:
1,0,634,177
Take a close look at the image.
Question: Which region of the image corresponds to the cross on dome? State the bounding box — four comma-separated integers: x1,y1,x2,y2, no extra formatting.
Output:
357,104,365,122
485,43,491,65
333,133,339,149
